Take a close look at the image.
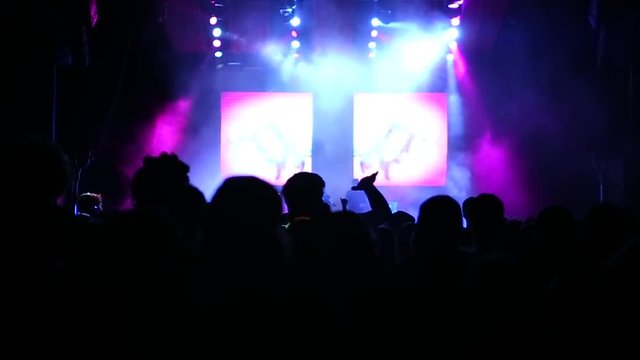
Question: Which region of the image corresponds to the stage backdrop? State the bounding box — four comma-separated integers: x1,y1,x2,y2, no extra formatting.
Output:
353,93,448,186
220,92,313,185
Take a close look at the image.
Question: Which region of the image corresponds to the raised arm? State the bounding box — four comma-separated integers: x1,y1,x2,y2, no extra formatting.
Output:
352,172,392,227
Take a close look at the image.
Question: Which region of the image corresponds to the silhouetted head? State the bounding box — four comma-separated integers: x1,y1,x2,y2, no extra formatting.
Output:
387,210,416,234
474,193,504,222
472,193,505,252
282,172,329,219
462,196,476,226
173,184,206,225
209,176,282,228
414,195,463,255
180,183,206,209
130,152,190,211
206,176,284,269
76,193,103,217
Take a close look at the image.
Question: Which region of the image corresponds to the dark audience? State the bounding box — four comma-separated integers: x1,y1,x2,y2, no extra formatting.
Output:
7,140,639,354
75,192,104,222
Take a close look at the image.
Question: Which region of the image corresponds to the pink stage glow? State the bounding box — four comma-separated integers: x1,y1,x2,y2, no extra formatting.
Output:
451,44,467,78
221,92,313,185
120,98,193,209
90,0,99,28
472,132,529,219
124,98,192,177
123,98,192,181
353,93,448,186
147,98,192,156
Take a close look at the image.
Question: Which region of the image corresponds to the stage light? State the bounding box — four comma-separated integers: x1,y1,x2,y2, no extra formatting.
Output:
213,27,222,38
368,51,376,58
291,30,298,38
446,53,454,61
291,40,301,49
449,41,458,50
290,16,301,27
371,29,379,38
446,27,459,40
214,51,223,58
399,37,442,73
451,16,461,27
209,16,218,26
293,52,300,59
368,41,377,49
371,17,382,27
213,39,222,48
448,0,464,8
279,8,293,17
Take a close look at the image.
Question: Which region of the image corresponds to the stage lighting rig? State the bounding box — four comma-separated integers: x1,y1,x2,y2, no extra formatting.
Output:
208,0,227,61
446,0,463,59
279,1,303,58
279,0,297,21
373,0,394,25
367,0,393,59
447,0,464,9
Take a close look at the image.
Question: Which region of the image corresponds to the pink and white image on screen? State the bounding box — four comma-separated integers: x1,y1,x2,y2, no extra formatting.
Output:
221,92,313,185
353,93,448,186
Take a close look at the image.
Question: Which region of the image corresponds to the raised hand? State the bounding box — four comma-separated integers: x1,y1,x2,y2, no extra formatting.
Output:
351,171,378,191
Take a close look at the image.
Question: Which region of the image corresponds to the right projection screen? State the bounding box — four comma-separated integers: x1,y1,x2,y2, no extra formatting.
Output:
353,93,448,186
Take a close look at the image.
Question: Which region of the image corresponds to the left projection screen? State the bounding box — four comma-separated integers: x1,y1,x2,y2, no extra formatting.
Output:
221,92,313,185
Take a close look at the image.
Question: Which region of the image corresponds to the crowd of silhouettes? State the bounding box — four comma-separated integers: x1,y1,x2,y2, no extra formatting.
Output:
6,139,639,355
